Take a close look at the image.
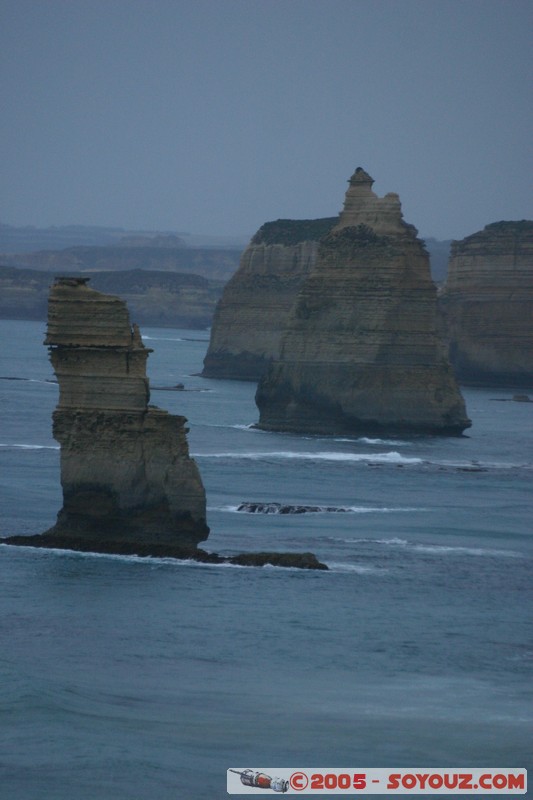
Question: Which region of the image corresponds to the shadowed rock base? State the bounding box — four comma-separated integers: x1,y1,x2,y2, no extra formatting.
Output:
202,350,272,381
3,535,328,570
256,363,469,436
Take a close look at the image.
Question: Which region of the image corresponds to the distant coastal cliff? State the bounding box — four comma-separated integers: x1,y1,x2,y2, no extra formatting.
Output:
0,235,242,329
439,221,533,387
0,266,224,329
256,168,470,435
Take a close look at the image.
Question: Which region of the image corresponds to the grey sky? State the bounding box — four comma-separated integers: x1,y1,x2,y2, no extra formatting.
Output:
1,0,531,240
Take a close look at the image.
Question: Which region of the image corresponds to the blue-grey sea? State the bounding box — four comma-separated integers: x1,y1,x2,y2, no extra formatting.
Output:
0,319,531,799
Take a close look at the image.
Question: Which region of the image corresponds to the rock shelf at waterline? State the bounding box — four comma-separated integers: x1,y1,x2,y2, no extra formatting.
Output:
3,534,328,570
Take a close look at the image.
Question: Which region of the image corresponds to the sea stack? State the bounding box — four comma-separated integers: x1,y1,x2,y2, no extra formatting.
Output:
42,277,208,546
256,168,470,435
439,221,533,387
201,218,337,380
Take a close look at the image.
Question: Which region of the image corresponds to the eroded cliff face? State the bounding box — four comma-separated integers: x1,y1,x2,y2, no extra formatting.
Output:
256,168,470,435
439,221,533,387
201,218,337,379
44,277,208,546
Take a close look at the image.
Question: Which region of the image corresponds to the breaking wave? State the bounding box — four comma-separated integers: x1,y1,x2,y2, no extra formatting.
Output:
0,443,59,450
336,436,412,446
194,449,530,472
411,544,524,558
194,450,423,465
0,544,322,573
0,376,56,385
326,562,389,575
141,335,183,342
329,536,524,559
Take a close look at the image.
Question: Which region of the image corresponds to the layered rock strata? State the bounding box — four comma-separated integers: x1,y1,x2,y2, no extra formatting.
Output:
41,277,209,546
439,221,533,387
202,218,337,379
256,168,470,435
4,277,328,570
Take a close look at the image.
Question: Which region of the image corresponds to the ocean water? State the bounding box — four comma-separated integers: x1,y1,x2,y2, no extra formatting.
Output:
0,319,531,799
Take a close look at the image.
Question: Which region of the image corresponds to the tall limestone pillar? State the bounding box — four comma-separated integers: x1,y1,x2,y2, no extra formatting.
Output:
44,277,208,546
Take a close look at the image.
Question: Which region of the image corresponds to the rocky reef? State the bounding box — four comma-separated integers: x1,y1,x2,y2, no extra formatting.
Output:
439,221,533,387
201,218,338,379
256,168,470,436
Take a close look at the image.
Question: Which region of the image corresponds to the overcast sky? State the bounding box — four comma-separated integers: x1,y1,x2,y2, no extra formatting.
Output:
1,0,531,240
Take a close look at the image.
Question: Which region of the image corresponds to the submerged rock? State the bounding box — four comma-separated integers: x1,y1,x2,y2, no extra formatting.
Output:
237,502,350,514
439,221,533,387
228,551,328,570
256,168,470,436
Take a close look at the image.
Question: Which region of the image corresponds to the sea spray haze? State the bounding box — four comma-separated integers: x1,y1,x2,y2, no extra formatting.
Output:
0,319,531,799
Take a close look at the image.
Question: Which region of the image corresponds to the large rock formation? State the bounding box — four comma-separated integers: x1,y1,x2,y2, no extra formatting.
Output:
4,276,329,569
41,276,208,546
256,168,470,436
201,218,337,379
439,221,533,387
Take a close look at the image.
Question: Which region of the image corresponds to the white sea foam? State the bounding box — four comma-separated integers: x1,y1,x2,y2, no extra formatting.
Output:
194,450,423,465
0,543,243,568
0,443,59,450
327,562,389,575
0,544,324,572
0,377,56,385
433,458,531,471
329,536,524,559
373,537,410,545
336,436,411,446
412,544,524,558
141,335,183,342
195,449,531,472
329,536,410,545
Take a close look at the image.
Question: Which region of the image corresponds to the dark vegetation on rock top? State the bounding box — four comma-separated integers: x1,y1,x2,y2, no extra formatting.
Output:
251,217,339,246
